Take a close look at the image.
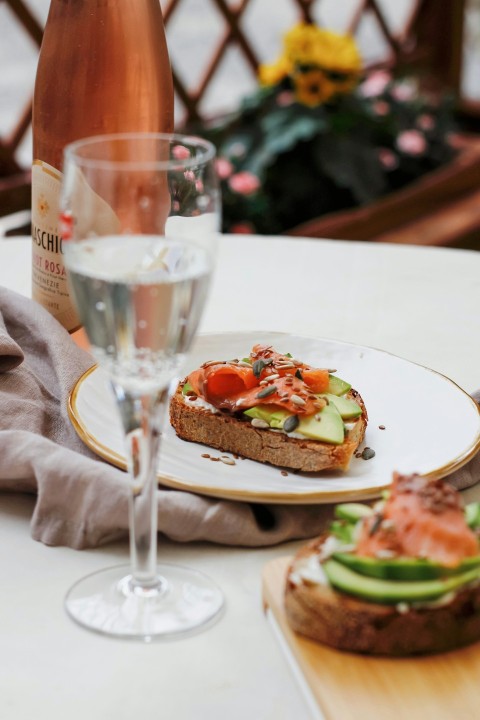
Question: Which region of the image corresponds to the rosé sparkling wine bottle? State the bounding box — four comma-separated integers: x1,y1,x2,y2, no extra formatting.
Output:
32,0,174,331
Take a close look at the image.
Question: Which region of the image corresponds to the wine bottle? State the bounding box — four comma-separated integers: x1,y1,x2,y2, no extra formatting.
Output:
32,0,174,332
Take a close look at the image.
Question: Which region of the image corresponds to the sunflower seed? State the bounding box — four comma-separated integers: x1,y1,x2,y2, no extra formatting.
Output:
251,418,269,429
257,385,277,399
202,360,226,367
290,394,306,407
283,415,299,433
220,457,236,466
253,359,266,378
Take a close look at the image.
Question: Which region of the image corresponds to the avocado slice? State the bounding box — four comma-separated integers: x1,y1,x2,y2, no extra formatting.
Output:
323,558,480,604
297,402,344,444
466,502,480,530
182,382,195,395
333,552,480,581
245,402,345,444
327,375,351,396
334,503,374,522
329,520,357,544
319,393,362,420
243,405,290,428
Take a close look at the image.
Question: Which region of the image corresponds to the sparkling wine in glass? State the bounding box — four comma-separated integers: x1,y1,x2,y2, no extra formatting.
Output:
60,133,223,640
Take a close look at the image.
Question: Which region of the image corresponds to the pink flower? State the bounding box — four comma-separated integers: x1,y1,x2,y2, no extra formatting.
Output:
391,81,416,102
184,170,195,182
228,171,261,196
396,129,427,156
195,179,204,193
417,113,435,131
277,90,295,107
215,157,234,180
378,147,399,171
229,142,247,159
230,222,255,234
172,144,191,160
359,70,391,98
373,100,390,116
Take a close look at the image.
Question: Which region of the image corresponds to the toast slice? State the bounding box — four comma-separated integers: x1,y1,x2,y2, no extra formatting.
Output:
285,535,480,655
169,382,368,472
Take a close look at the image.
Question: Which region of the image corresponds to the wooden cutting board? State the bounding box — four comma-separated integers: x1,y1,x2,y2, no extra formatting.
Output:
262,556,480,720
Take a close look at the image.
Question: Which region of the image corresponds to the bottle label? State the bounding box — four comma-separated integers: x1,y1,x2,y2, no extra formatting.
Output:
31,160,80,332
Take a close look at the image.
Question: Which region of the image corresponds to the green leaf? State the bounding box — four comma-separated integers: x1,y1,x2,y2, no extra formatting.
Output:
261,108,325,157
314,135,386,204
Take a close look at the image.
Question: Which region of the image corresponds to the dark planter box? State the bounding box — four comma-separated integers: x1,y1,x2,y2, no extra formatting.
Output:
287,136,480,249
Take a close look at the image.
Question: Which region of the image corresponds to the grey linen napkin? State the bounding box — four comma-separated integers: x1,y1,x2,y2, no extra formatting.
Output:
1,286,479,550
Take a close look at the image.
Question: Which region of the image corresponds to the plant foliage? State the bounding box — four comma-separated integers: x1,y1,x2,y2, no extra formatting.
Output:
191,23,457,235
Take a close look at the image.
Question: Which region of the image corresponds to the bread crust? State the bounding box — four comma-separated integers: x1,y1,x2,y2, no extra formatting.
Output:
169,383,367,472
285,537,480,656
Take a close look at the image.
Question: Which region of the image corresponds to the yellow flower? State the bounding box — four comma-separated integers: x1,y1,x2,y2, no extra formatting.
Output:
316,29,362,74
258,23,362,103
284,23,322,66
259,56,292,87
293,69,335,107
285,24,362,75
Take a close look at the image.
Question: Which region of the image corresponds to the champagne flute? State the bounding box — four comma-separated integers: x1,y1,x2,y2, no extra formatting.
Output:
60,133,223,640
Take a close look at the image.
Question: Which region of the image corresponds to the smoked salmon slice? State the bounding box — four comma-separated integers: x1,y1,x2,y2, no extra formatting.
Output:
356,473,479,567
188,363,257,401
250,344,330,393
186,344,330,415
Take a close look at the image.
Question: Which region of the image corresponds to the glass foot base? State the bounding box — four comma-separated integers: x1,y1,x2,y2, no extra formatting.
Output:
65,563,224,641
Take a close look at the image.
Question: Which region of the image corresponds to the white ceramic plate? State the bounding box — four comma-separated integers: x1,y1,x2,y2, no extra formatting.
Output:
68,331,480,504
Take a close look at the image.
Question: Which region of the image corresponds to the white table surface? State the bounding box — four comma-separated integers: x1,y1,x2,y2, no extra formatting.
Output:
1,235,480,720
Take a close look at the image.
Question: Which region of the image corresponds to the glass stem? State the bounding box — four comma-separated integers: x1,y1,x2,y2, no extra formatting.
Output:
113,384,168,589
